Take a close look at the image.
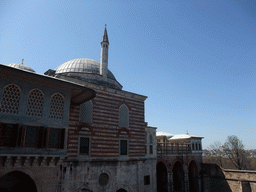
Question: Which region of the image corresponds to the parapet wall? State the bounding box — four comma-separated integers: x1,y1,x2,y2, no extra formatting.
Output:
222,168,256,192
201,163,256,192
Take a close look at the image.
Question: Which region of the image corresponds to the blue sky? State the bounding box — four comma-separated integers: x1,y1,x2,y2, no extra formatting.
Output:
1,0,256,149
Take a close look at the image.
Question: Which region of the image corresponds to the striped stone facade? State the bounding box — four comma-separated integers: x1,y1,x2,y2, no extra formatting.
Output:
57,75,157,192
67,89,146,159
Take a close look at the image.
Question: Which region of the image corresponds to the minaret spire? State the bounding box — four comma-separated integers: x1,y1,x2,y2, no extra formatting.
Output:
100,25,109,80
101,24,109,43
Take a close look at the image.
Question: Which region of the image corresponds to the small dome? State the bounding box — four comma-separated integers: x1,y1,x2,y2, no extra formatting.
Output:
8,63,35,73
55,58,116,80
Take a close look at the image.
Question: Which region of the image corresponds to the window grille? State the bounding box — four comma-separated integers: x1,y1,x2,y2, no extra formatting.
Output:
80,100,93,123
119,104,129,128
49,93,64,120
26,89,44,117
80,137,89,155
0,84,21,114
120,140,128,155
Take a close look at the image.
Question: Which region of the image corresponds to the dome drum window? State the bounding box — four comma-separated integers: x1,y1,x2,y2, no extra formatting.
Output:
0,84,21,114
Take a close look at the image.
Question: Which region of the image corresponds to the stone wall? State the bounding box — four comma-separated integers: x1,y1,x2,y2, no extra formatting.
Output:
201,164,256,192
61,158,156,192
0,163,61,192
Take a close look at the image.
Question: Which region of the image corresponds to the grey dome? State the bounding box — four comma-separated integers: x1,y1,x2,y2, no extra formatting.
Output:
55,58,116,80
8,63,35,72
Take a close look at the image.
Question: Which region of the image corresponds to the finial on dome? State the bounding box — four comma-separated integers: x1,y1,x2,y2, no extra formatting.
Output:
22,59,24,64
186,130,188,135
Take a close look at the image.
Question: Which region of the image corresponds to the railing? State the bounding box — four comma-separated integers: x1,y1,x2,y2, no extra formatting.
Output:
157,143,192,157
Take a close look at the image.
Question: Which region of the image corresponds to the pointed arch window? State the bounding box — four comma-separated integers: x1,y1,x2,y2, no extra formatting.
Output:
0,84,21,114
26,89,44,117
149,134,153,144
119,104,129,128
80,100,93,124
49,93,64,120
149,134,153,154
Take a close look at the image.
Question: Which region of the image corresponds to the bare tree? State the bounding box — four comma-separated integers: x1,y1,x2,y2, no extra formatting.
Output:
203,141,224,167
223,135,249,170
208,141,224,167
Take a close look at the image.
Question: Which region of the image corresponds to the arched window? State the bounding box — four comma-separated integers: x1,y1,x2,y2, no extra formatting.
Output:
119,104,129,128
26,89,44,117
192,143,195,150
49,93,64,120
80,100,93,124
149,134,153,154
0,84,21,114
149,134,153,144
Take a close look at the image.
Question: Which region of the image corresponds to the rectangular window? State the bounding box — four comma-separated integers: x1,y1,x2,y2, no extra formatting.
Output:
25,126,39,148
120,140,127,155
0,123,19,147
80,137,89,155
150,145,153,154
145,145,147,154
47,128,65,149
20,126,46,148
144,175,150,185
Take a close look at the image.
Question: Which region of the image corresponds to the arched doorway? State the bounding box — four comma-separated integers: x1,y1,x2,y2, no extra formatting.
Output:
156,162,168,192
173,161,184,192
116,189,127,192
0,171,37,192
189,161,199,192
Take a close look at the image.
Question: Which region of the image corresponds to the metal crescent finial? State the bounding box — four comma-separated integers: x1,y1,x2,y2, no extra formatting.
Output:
22,59,24,64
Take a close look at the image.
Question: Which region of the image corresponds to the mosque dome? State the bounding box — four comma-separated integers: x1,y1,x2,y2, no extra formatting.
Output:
8,63,35,73
55,58,116,80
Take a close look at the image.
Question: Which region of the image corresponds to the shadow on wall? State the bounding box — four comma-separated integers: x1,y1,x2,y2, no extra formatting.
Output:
201,164,232,192
0,171,37,192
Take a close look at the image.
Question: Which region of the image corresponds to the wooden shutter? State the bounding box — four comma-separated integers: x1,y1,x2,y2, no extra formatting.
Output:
10,123,19,147
0,123,19,147
37,126,45,148
60,129,65,149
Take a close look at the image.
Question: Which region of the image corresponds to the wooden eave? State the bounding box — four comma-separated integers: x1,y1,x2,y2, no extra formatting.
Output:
0,64,96,105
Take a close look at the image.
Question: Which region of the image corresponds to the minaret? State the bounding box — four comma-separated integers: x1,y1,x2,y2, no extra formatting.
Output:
100,24,109,80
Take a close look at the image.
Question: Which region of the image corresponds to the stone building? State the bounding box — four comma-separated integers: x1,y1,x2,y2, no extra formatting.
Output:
0,27,157,192
156,131,203,192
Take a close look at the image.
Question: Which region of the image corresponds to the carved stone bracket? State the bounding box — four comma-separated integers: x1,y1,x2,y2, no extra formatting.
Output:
0,155,67,168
